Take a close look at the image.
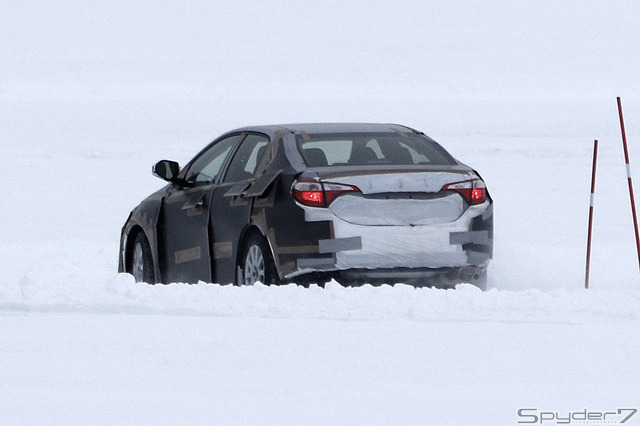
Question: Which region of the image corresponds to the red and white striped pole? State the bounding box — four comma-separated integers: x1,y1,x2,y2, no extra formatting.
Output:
585,140,598,289
617,96,640,276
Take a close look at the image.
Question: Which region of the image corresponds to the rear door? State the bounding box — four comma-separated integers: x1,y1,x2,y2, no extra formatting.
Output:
209,133,271,284
159,134,241,283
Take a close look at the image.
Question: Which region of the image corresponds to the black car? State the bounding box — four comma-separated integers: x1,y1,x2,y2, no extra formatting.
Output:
118,123,493,289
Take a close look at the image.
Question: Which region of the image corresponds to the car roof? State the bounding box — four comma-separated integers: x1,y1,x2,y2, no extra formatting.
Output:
225,123,422,139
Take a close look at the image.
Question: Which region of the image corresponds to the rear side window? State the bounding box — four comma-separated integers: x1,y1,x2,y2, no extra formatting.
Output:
224,134,270,182
296,133,456,167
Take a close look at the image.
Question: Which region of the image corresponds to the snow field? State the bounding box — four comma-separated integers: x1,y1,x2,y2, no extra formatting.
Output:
3,0,640,423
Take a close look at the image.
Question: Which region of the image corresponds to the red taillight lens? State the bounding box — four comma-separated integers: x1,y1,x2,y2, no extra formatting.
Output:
291,181,360,207
443,179,487,205
471,187,486,204
292,181,325,207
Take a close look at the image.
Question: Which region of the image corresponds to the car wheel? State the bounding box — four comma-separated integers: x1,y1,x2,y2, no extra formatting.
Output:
475,269,488,291
131,232,154,283
239,235,278,285
439,267,488,291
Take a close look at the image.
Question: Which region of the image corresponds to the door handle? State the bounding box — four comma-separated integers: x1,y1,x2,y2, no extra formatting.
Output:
182,193,207,210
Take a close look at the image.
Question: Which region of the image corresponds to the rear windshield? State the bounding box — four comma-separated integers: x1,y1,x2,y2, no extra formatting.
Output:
295,133,457,167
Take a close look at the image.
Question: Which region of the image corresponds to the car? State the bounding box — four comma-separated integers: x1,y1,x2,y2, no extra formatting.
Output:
118,123,493,289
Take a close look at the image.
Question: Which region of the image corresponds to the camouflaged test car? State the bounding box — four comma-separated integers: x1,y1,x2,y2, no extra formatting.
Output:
118,123,493,289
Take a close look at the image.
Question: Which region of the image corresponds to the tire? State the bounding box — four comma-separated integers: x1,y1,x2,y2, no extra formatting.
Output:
238,234,278,285
438,266,488,291
474,269,488,291
131,232,154,283
458,267,488,291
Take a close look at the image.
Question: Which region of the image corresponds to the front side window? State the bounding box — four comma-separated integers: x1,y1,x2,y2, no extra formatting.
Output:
296,133,456,167
224,134,270,183
185,135,240,184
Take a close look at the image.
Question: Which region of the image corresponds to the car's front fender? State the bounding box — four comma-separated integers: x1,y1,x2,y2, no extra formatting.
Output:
118,196,163,283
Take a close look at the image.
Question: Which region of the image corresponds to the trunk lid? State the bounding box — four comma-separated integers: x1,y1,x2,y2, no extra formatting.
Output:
317,166,476,226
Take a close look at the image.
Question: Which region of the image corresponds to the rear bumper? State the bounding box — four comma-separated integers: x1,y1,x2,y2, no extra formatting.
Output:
288,201,493,279
339,264,486,285
332,220,470,269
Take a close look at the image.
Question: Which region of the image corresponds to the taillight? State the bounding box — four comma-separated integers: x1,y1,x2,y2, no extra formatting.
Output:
323,182,360,205
291,180,360,207
442,179,487,205
292,181,324,207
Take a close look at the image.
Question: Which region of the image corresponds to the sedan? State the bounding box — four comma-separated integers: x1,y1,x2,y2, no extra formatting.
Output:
118,123,493,289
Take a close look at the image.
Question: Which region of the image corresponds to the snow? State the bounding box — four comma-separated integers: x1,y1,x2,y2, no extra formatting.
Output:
2,281,639,424
2,1,640,424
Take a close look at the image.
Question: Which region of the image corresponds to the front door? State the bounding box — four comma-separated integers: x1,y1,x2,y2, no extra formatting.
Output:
159,134,241,283
160,185,214,283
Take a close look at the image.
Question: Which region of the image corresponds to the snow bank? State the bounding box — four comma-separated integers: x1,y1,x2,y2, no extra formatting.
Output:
2,274,637,324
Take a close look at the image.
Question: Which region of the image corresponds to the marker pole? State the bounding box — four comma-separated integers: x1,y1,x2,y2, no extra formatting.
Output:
585,139,598,289
617,96,640,276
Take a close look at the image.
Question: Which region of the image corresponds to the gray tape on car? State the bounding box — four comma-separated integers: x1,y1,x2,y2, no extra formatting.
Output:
467,251,491,264
213,242,233,259
174,246,202,264
224,182,251,197
282,133,307,171
318,237,362,253
482,204,494,221
297,258,336,270
449,230,489,245
244,170,282,197
277,245,318,255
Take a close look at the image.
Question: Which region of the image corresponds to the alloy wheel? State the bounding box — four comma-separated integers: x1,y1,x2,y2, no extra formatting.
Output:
132,241,145,283
243,244,265,285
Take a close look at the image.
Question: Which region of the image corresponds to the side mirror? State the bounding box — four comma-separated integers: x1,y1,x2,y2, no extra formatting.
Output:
153,160,180,183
